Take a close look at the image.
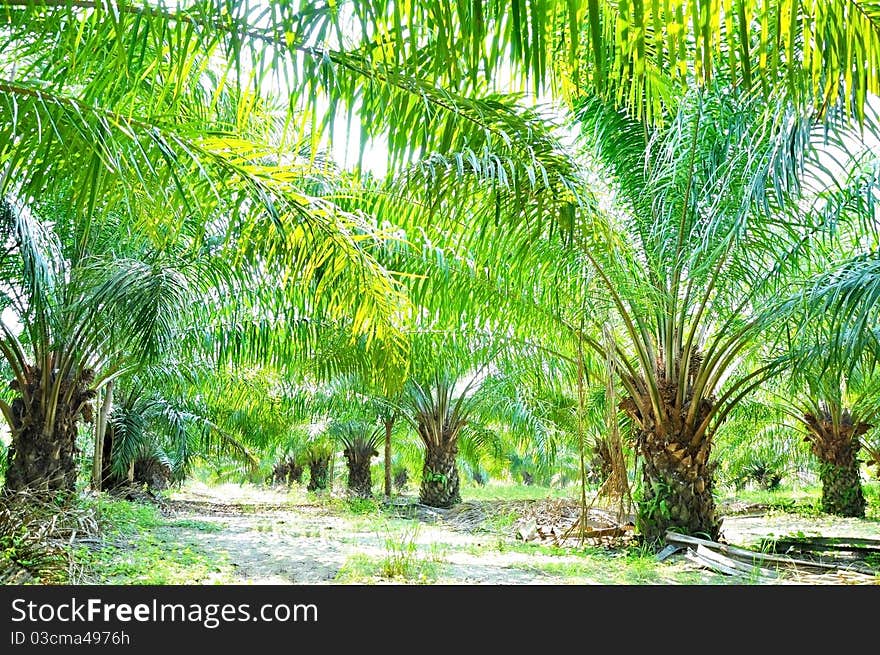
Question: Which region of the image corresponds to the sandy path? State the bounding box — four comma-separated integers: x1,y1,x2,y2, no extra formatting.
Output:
152,485,879,585
158,487,584,585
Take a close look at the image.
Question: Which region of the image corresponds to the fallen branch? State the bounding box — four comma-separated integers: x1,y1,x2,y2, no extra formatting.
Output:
692,544,777,579
768,536,880,554
665,531,874,577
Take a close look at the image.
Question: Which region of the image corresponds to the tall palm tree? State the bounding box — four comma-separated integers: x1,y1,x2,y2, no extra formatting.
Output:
0,198,207,491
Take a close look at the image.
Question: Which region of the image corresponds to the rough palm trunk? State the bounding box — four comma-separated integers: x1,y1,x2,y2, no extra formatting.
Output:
272,458,303,486
344,447,376,498
621,369,720,543
804,411,869,518
419,440,460,508
306,456,330,492
4,366,96,493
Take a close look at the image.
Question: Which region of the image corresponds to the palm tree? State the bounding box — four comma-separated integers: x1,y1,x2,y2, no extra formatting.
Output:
0,1,417,492
778,356,879,517
402,373,476,508
97,376,258,490
0,199,208,492
330,420,383,497
305,437,334,493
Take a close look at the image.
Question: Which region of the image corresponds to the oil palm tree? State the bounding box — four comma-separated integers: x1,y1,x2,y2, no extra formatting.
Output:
0,198,219,491
0,1,413,491
402,372,479,507
330,419,383,497
778,353,880,516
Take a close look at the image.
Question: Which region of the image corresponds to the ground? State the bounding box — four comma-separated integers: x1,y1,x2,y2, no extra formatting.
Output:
75,481,880,585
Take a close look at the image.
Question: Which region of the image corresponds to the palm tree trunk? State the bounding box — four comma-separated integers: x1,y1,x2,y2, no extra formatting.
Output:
818,460,866,517
307,455,330,492
4,367,95,493
344,452,373,497
804,413,868,518
272,458,303,485
6,401,82,493
91,381,114,491
100,421,127,489
621,393,720,543
419,440,461,508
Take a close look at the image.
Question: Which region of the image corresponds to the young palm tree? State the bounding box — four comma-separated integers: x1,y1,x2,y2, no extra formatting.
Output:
305,438,334,493
330,420,383,498
778,357,879,517
401,374,476,508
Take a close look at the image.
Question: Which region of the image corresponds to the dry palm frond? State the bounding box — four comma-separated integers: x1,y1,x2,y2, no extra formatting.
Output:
0,490,99,584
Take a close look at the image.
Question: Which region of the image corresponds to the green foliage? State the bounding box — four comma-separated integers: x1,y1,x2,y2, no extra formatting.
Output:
345,497,379,515
0,491,99,584
76,497,232,584
76,537,231,585
335,521,440,583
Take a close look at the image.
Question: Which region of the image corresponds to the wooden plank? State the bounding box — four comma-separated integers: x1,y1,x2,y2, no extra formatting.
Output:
770,537,880,554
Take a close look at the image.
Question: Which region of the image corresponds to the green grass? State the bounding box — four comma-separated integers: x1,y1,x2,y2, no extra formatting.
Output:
76,496,233,584
461,483,578,502
334,522,445,584
88,495,164,533
864,480,880,520
501,542,737,585
717,484,823,516
334,553,442,583
164,519,224,533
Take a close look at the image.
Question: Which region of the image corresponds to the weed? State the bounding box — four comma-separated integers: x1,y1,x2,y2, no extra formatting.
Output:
379,522,420,578
346,497,379,515
165,519,223,533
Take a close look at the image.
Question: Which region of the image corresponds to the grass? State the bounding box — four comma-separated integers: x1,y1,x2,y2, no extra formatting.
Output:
335,521,444,583
502,542,738,585
164,518,224,533
461,482,578,502
75,495,234,584
717,484,824,516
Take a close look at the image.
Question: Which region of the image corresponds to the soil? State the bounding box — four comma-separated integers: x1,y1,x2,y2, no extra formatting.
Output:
150,483,880,585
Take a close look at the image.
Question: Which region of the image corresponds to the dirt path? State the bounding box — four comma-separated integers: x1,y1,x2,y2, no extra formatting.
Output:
150,484,880,585
157,486,587,584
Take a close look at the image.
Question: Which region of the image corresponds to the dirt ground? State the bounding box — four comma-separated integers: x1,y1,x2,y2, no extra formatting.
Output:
152,483,880,585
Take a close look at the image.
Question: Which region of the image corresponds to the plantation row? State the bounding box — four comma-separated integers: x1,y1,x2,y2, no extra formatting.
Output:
0,1,878,546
